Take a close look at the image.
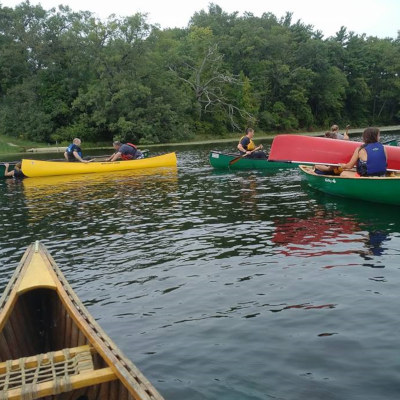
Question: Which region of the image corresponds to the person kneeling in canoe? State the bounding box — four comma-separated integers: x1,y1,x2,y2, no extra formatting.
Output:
237,128,267,159
107,141,144,162
340,127,387,178
64,138,91,163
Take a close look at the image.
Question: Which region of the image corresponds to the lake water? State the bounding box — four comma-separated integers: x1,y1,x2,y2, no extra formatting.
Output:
1,135,400,399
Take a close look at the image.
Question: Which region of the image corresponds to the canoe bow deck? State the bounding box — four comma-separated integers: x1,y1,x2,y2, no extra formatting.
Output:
21,153,177,178
299,165,400,206
0,242,164,400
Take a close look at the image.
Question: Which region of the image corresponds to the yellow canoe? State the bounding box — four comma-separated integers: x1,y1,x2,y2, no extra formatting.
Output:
21,152,177,177
0,241,165,399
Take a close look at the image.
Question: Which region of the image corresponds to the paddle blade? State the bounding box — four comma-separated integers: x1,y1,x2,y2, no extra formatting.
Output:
229,155,244,165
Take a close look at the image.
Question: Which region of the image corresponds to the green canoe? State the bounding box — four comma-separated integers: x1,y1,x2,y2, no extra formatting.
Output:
299,165,400,206
209,151,296,170
383,139,398,147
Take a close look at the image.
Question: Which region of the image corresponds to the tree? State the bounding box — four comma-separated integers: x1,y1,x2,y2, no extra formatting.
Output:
170,27,254,132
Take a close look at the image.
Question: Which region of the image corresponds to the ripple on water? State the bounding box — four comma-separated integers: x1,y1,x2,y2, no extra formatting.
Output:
1,143,400,399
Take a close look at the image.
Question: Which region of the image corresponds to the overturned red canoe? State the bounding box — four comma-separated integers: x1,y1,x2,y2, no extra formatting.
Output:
268,135,400,170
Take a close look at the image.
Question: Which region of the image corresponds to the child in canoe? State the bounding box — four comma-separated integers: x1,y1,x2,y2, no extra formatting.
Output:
340,127,387,177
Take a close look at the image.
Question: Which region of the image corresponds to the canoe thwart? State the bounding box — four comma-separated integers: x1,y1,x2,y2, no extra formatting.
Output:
0,345,116,399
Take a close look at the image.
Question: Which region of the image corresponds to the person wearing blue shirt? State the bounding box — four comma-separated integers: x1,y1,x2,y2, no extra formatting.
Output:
64,138,90,162
107,141,144,161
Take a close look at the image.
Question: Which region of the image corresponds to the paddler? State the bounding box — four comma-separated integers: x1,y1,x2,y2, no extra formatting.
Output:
237,128,267,159
107,141,144,161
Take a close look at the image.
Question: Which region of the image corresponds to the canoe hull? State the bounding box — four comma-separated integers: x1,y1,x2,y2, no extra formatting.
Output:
209,151,296,170
0,242,164,399
21,152,177,177
299,165,400,206
269,135,400,170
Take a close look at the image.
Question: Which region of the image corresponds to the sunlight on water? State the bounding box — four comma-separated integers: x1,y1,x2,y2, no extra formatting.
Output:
1,139,400,399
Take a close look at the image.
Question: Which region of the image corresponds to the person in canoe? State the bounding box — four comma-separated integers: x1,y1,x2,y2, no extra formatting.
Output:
64,138,91,162
325,124,350,140
315,125,351,174
237,128,267,159
340,127,387,177
107,141,144,161
3,162,25,179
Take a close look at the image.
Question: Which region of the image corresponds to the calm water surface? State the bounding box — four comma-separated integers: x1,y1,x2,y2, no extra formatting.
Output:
1,138,400,400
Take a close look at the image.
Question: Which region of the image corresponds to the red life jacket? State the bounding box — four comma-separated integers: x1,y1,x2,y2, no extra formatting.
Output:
121,143,137,160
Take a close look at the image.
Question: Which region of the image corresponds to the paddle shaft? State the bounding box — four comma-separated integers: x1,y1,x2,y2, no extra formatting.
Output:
229,146,264,166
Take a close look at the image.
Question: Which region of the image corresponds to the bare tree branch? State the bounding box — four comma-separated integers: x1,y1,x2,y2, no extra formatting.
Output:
170,43,255,129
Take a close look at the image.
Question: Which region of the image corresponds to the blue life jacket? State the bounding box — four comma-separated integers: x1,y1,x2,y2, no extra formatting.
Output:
357,142,386,175
66,144,82,160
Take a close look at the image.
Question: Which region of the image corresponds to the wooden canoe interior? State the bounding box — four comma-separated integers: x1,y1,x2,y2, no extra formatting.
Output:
0,288,134,400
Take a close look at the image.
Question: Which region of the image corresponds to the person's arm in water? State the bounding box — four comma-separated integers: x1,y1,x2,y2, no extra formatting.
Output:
4,163,14,177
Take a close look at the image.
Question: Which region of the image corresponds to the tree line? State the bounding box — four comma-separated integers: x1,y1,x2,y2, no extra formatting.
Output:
0,2,399,144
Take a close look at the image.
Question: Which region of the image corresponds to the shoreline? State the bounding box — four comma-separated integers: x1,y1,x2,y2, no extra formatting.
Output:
4,125,400,155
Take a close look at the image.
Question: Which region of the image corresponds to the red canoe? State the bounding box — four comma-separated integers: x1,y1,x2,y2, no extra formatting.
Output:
268,135,400,170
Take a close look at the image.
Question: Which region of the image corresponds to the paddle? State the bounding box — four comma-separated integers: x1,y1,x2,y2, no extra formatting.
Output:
229,145,264,166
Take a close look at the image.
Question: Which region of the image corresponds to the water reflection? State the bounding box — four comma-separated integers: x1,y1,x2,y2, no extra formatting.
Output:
299,183,399,265
272,210,362,258
22,167,178,227
1,143,400,400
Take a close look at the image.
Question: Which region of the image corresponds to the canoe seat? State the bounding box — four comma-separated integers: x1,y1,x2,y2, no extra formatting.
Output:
0,345,116,399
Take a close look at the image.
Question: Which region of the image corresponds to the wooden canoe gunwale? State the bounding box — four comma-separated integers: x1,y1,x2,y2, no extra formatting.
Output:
0,242,164,400
0,246,33,333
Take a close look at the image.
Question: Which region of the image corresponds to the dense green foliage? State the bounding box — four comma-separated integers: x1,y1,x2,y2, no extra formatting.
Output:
0,2,399,144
